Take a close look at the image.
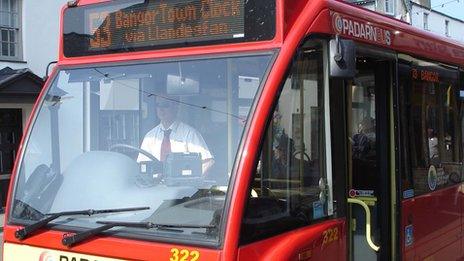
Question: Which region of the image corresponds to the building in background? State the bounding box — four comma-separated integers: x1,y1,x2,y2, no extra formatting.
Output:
0,0,68,211
410,2,464,43
349,0,464,43
349,0,412,22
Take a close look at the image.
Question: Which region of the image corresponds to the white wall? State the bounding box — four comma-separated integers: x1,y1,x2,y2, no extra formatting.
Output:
411,3,464,43
0,0,68,77
22,0,68,76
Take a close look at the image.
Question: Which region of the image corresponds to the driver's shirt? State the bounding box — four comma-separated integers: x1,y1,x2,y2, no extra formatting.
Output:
137,121,213,162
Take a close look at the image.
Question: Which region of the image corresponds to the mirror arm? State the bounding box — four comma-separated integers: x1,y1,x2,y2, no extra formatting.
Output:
44,61,58,82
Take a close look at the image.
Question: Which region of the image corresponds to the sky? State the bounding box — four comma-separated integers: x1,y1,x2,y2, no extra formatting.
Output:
430,0,464,20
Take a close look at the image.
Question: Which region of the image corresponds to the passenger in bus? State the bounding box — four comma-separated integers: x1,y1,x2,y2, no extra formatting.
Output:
270,109,317,187
428,128,439,161
272,132,294,180
352,117,375,159
272,110,286,149
137,95,214,175
255,109,293,188
271,127,318,188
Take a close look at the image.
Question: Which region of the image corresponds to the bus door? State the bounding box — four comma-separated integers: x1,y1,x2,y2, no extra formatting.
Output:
346,50,396,261
239,39,345,261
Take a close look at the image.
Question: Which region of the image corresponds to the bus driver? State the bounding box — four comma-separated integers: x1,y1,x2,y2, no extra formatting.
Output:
137,95,214,175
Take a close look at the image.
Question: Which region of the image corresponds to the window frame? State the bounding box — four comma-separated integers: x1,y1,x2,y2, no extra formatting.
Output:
0,0,22,61
445,20,450,37
423,13,429,31
384,0,395,16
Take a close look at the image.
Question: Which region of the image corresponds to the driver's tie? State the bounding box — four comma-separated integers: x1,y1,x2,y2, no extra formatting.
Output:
160,129,172,161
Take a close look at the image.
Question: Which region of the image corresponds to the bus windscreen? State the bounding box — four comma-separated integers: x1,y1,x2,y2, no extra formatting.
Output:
63,0,276,57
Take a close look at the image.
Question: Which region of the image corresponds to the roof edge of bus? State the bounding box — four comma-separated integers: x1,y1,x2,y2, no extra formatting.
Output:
328,0,464,49
315,0,464,66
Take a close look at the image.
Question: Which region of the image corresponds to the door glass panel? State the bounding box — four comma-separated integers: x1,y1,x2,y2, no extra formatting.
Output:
348,57,389,261
242,42,329,244
352,79,377,189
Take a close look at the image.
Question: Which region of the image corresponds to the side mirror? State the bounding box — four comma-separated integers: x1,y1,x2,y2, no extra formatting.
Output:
329,36,356,78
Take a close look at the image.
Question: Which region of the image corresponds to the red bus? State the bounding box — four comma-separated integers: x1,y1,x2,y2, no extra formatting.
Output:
3,0,464,260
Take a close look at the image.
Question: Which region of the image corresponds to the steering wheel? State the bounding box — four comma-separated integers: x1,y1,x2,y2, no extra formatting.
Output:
109,143,160,163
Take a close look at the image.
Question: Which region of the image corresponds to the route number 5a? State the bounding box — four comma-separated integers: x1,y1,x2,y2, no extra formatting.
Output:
169,248,200,261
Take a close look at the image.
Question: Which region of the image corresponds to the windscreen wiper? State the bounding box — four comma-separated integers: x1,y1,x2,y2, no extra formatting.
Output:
15,206,149,240
62,220,216,247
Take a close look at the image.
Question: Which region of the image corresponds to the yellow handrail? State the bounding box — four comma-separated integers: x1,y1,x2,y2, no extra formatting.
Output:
347,198,380,252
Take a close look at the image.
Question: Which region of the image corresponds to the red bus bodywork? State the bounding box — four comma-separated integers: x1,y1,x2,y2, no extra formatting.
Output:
3,0,464,260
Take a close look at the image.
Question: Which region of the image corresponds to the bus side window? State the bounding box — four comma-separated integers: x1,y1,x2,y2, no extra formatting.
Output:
400,55,461,195
241,42,328,244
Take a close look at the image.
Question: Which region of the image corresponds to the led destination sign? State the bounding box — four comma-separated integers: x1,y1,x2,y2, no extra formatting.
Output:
89,0,244,49
63,0,276,57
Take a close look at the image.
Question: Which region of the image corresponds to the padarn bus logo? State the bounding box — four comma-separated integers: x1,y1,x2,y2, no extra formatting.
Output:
332,12,392,46
333,13,344,34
